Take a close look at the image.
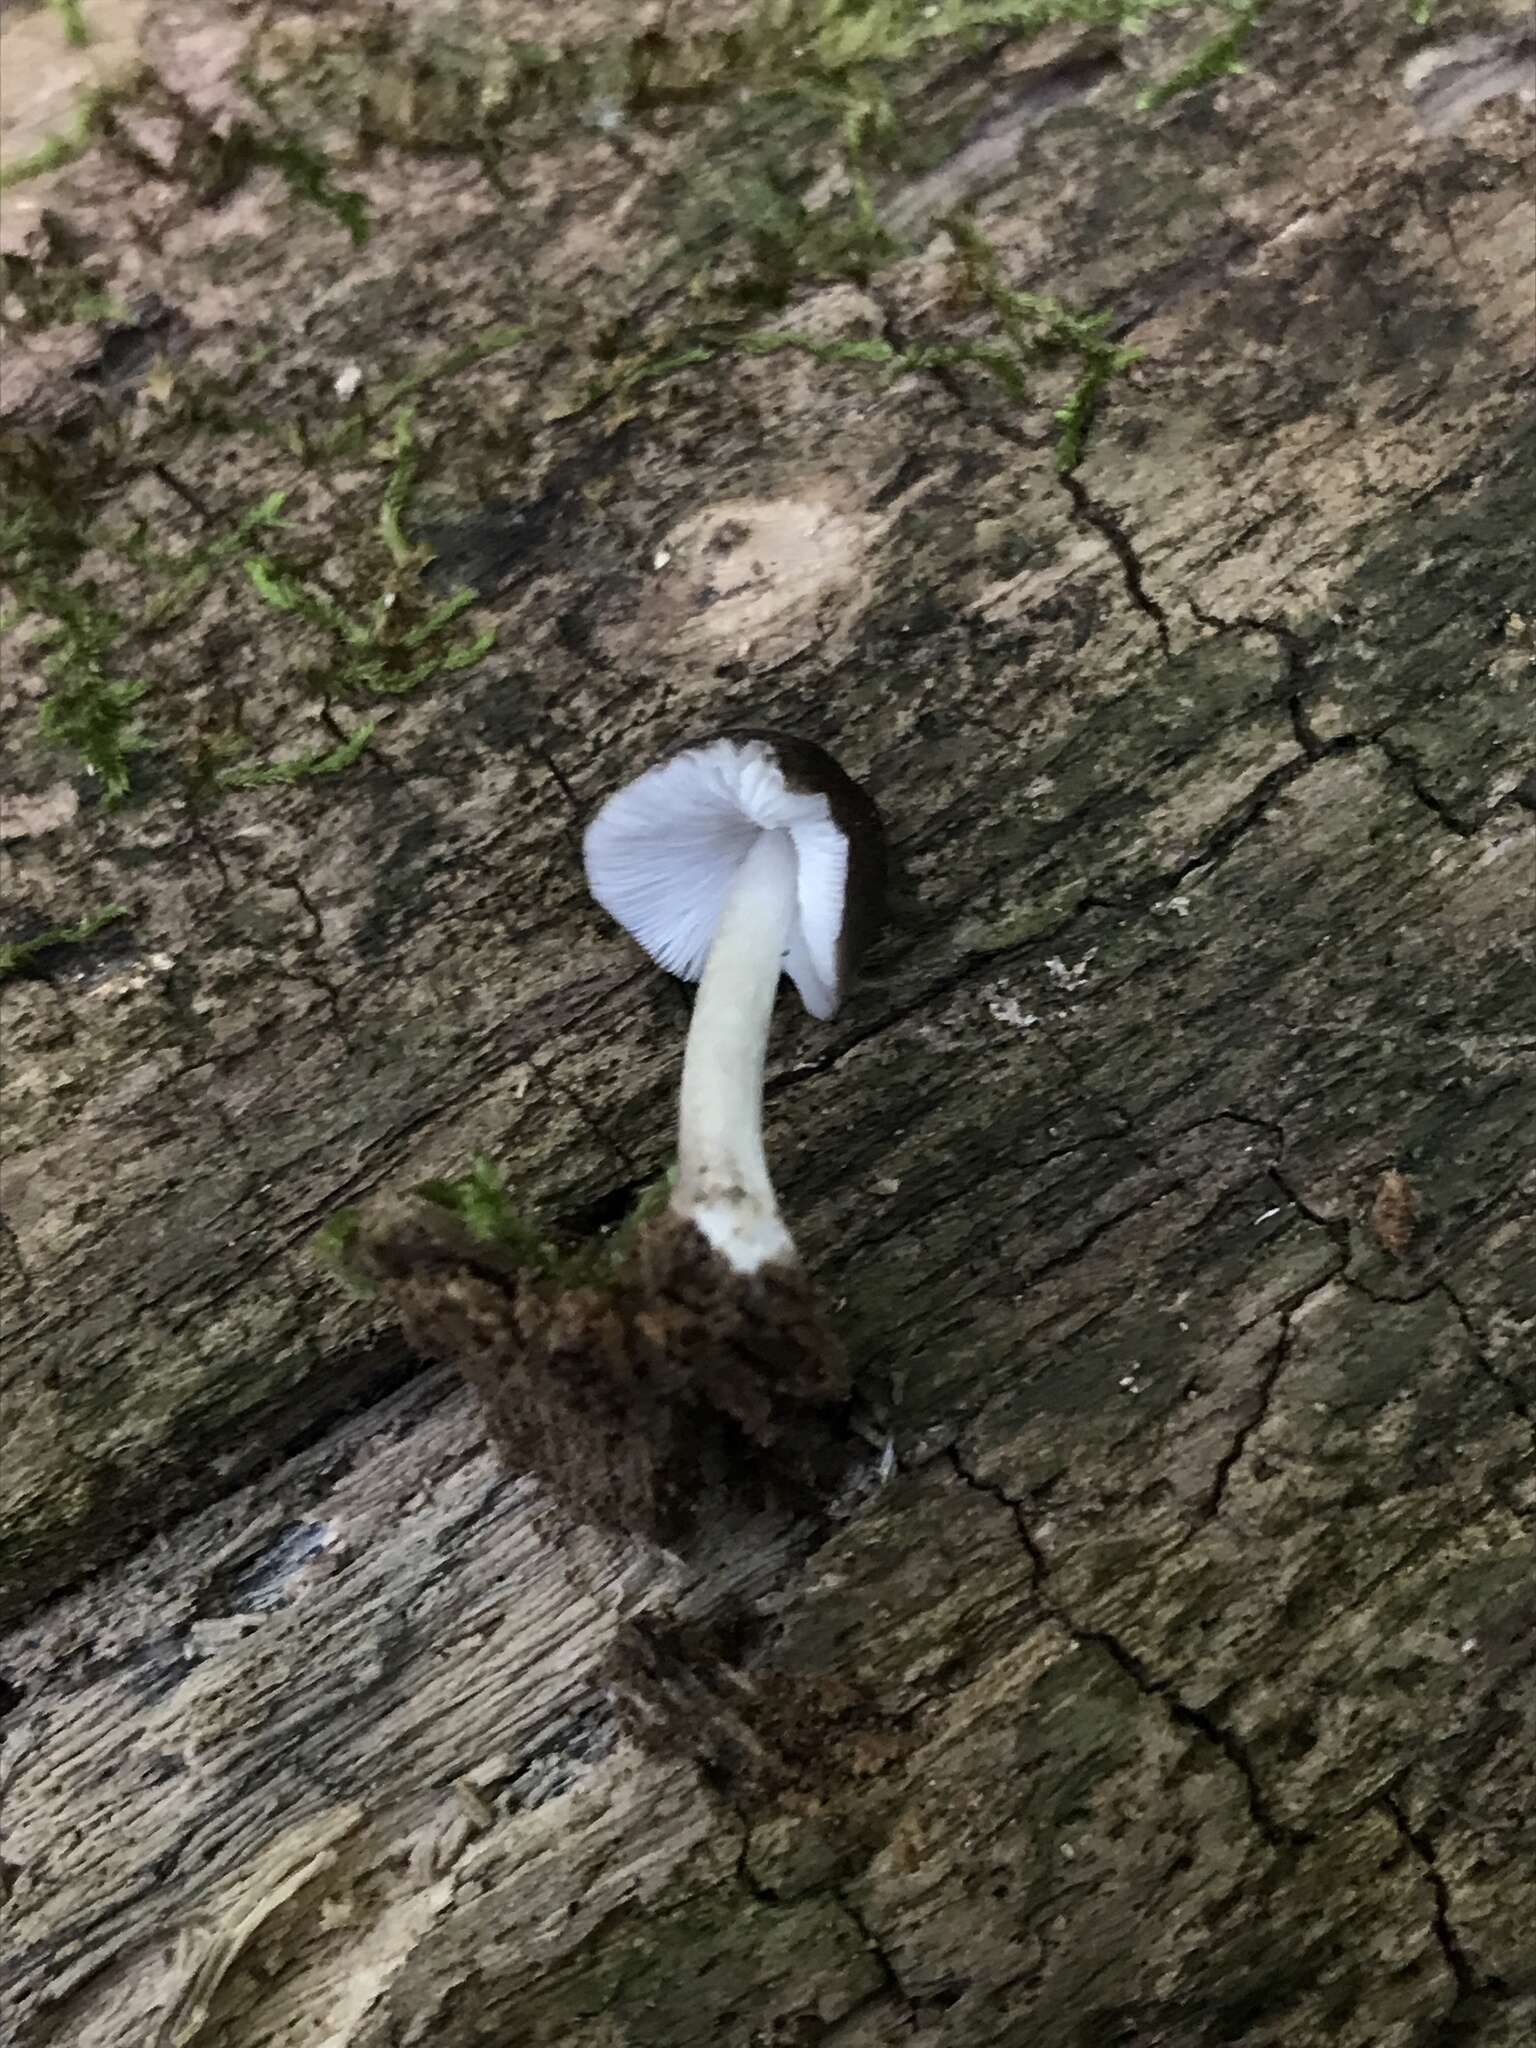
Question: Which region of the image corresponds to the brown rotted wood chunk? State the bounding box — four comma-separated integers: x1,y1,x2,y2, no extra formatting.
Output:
355,1199,856,1546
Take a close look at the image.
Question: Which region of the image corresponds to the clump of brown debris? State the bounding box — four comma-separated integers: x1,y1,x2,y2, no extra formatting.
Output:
352,1194,856,1546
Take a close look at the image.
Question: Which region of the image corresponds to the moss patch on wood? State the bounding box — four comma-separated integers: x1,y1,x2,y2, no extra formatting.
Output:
1,0,1282,816
0,901,130,981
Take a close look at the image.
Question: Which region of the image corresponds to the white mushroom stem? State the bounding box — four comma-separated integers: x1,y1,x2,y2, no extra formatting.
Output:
673,828,798,1274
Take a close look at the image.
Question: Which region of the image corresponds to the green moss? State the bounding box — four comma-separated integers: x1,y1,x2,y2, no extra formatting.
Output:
2,439,157,795
595,1164,681,1271
0,903,130,981
73,71,374,242
413,1154,567,1271
129,487,290,626
49,0,91,49
238,410,496,696
0,470,287,797
367,324,528,421
943,212,1141,468
241,552,494,696
4,370,496,804
1054,348,1139,474
317,1156,680,1299
0,0,1253,823
672,145,900,310
377,409,423,569
25,587,152,798
0,451,97,585
1137,1,1269,111
258,0,1045,153
246,0,1238,295
414,1153,679,1285
571,212,1136,467
37,668,150,796
0,87,107,192
0,246,130,330
215,718,377,789
236,110,371,246
311,1208,371,1296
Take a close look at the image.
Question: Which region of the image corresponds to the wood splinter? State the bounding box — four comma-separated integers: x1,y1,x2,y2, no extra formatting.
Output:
355,731,887,1546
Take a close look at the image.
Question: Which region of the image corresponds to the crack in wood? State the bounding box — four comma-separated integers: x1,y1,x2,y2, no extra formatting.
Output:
1379,1793,1485,2008
1060,470,1172,657
1199,1258,1344,1523
945,1442,1306,1851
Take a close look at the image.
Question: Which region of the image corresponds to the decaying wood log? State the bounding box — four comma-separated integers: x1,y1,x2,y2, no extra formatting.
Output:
2,2,1533,2044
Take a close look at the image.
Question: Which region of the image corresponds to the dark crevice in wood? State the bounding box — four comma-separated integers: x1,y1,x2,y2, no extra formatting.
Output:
1060,470,1172,657
1198,1253,1346,1524
944,1446,1305,1851
1379,1793,1487,2007
1436,1278,1536,1453
832,1890,922,2025
1080,1629,1309,1851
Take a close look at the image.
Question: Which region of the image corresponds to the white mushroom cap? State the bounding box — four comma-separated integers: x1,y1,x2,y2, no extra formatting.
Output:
583,732,882,1021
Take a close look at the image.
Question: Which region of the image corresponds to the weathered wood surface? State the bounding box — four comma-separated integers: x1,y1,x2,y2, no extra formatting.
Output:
2,1,1534,2042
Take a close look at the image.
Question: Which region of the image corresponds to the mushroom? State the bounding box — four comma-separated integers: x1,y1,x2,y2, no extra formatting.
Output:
583,728,885,1273
341,731,884,1546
